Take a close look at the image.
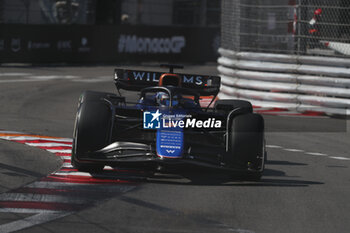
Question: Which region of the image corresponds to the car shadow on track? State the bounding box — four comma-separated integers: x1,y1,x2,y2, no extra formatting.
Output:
144,171,323,187
89,159,323,187
266,160,308,166
146,158,321,187
87,158,323,187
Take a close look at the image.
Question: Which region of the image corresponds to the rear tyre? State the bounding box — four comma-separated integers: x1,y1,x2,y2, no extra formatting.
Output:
226,113,265,181
71,91,114,172
215,99,253,114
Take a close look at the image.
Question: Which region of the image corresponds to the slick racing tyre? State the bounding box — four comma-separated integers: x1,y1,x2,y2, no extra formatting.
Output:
71,91,114,172
214,99,253,114
226,113,265,180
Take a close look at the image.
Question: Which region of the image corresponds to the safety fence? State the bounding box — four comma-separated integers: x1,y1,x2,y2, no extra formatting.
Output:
218,48,350,116
221,0,350,57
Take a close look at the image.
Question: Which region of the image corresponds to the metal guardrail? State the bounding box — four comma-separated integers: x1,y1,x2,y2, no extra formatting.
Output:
217,48,350,116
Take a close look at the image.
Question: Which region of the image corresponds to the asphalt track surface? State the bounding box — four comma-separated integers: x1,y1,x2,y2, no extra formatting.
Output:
0,64,349,233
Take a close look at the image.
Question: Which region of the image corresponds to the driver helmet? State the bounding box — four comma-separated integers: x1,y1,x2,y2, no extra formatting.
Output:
156,92,170,106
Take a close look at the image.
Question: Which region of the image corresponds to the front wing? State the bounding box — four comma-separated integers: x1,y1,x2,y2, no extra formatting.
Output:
74,141,265,174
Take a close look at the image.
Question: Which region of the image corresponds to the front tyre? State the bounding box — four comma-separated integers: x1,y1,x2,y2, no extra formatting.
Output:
226,113,265,180
71,92,113,172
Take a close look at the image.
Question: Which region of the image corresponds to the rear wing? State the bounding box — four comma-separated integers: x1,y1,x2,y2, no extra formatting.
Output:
114,69,221,96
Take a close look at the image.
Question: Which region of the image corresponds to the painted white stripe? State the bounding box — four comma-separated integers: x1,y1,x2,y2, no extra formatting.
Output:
0,131,24,134
0,212,72,233
266,145,282,149
60,165,112,170
0,73,32,76
72,76,111,83
60,162,73,168
264,111,300,115
279,114,327,119
0,135,72,142
27,181,98,189
60,156,71,160
46,149,72,153
0,208,60,214
25,142,72,147
0,75,80,84
28,75,79,80
283,148,304,152
53,171,93,177
329,156,350,161
26,181,135,192
305,152,328,156
53,171,142,180
0,79,50,83
0,193,90,204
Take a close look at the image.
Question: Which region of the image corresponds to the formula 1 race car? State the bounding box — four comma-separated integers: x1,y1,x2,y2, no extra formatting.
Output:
71,64,266,180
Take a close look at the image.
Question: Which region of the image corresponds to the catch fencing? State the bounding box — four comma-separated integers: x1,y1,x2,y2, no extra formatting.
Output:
219,0,350,116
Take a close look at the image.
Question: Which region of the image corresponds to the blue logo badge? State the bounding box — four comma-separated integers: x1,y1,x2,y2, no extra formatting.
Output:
143,110,162,129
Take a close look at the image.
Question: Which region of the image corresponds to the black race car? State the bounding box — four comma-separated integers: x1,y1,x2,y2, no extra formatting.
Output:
71,65,266,180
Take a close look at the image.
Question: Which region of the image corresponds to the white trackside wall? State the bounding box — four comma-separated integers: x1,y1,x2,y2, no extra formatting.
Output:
217,48,350,116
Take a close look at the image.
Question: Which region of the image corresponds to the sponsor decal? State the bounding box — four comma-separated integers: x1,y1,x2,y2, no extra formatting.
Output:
0,39,4,51
28,41,51,50
130,71,204,85
118,35,185,54
182,75,203,85
78,37,91,52
143,110,222,129
57,40,72,51
157,129,183,157
11,38,21,52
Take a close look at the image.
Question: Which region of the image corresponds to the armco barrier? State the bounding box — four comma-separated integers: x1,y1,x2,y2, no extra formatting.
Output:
217,48,350,116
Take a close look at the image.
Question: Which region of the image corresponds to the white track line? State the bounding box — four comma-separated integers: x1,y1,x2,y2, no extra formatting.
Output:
0,73,32,76
0,212,72,233
60,162,73,168
0,135,72,142
27,75,79,80
329,156,350,161
0,79,51,84
283,148,304,152
0,75,80,84
24,142,72,147
266,145,282,148
53,171,118,178
0,208,60,214
0,131,24,134
71,76,111,83
26,181,135,192
266,143,349,161
0,193,90,204
305,152,328,156
46,149,72,153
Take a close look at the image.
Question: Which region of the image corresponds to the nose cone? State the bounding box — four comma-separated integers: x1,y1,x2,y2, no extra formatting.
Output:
156,129,184,158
